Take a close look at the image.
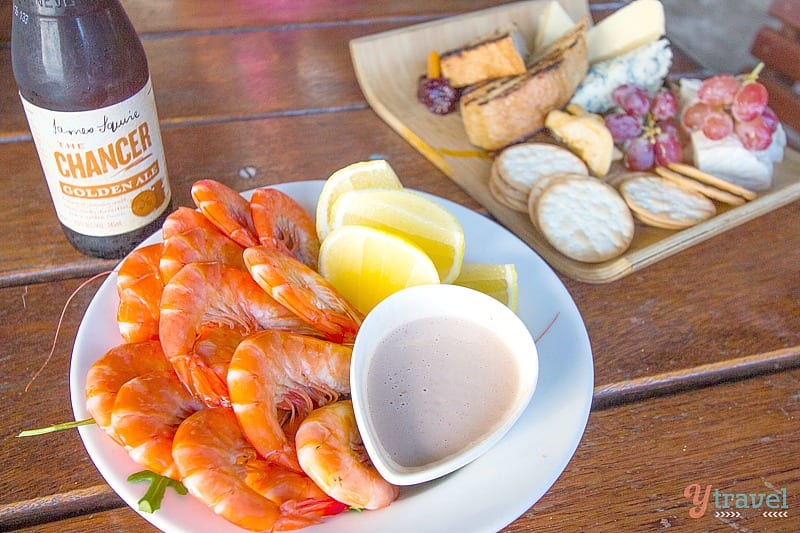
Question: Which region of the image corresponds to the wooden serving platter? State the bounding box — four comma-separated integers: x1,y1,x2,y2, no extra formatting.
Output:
349,0,800,283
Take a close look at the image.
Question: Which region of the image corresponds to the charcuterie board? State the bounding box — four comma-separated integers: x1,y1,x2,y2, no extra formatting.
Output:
349,0,800,283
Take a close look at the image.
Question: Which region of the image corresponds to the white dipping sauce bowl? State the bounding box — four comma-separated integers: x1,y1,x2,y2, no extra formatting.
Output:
350,283,538,486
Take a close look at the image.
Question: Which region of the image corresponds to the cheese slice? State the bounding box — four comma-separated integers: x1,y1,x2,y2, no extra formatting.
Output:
531,1,575,61
586,0,665,64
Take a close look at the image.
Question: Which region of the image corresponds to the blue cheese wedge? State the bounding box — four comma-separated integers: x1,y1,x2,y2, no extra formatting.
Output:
570,38,672,114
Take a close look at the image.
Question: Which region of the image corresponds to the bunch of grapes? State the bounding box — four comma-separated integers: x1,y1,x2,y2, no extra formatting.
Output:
604,84,682,171
680,68,776,151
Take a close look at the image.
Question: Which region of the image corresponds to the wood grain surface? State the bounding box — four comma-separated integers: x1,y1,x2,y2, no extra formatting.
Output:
1,1,798,532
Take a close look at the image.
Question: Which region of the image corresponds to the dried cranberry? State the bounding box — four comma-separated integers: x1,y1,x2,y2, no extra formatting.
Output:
417,75,458,115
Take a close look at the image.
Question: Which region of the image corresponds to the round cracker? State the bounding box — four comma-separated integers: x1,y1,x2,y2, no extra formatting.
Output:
490,165,529,203
489,168,528,212
494,142,588,198
604,171,654,189
527,172,590,229
620,175,716,229
536,177,634,263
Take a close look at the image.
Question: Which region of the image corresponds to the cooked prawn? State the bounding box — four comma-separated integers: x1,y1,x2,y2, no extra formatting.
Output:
244,246,362,344
191,324,248,385
172,407,347,532
84,340,172,444
245,460,340,508
161,205,220,240
227,329,352,472
160,226,245,283
116,243,164,343
251,188,320,270
191,179,259,248
295,400,399,510
111,369,204,479
159,262,318,407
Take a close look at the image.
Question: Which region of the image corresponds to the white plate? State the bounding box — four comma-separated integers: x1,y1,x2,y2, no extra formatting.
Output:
70,180,594,533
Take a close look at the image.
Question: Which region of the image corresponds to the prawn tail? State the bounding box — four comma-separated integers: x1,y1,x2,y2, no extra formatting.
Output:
170,353,231,408
272,498,349,531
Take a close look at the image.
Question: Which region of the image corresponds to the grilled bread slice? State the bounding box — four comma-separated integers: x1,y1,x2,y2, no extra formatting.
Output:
460,19,589,151
439,24,528,88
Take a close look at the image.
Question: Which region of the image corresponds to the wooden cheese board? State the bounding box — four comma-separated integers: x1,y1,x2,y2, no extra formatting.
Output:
349,0,800,283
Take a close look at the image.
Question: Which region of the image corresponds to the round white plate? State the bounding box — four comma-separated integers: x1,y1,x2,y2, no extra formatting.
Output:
70,180,594,533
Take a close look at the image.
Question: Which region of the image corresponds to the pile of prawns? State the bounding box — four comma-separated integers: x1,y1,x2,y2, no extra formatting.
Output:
85,179,399,532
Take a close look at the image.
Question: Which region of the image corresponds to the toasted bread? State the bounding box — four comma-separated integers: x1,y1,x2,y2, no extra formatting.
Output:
439,24,528,88
460,19,589,151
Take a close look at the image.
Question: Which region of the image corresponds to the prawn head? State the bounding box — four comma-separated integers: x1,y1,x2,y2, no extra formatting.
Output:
250,187,320,270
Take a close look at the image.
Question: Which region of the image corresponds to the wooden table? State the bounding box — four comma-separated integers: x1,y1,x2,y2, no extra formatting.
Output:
1,1,798,532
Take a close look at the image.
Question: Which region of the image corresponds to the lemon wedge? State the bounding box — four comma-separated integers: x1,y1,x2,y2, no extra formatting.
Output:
328,188,465,284
316,160,403,241
318,225,440,315
453,263,518,311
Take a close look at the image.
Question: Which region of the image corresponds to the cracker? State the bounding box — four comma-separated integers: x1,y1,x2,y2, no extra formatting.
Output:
604,171,654,189
494,142,588,197
620,175,716,229
535,177,634,263
667,162,757,200
527,172,589,228
654,166,746,206
490,165,529,203
489,168,528,212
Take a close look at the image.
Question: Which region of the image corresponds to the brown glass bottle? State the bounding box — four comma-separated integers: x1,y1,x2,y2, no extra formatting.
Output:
11,0,172,259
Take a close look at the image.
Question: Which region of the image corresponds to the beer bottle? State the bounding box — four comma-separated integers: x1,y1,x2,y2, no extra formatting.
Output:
11,0,172,259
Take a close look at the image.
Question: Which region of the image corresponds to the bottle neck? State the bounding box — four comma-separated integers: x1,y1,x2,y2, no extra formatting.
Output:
12,0,148,111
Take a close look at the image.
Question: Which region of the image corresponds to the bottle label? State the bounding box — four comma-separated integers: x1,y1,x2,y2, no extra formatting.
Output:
20,78,171,237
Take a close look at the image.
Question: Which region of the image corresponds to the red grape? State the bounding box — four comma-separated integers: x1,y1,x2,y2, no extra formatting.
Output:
657,117,681,138
605,113,642,143
701,109,734,140
624,137,655,171
761,106,779,133
651,89,678,121
654,132,682,167
731,81,768,122
697,75,739,106
735,115,772,151
681,102,711,131
613,84,651,117
416,75,458,115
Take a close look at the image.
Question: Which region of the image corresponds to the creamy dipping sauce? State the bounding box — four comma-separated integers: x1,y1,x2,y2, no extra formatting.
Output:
365,315,521,469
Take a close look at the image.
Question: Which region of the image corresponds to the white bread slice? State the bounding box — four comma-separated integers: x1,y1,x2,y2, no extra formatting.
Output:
439,24,528,88
460,19,589,151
